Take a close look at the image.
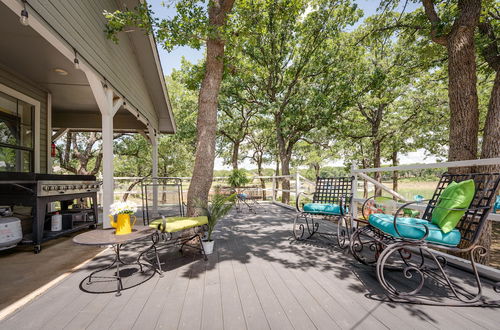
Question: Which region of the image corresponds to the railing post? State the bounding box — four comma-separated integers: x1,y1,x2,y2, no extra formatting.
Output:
272,175,276,202
351,164,358,226
295,171,300,200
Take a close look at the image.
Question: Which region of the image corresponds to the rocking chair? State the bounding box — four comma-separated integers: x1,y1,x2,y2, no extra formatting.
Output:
350,172,500,306
293,176,353,248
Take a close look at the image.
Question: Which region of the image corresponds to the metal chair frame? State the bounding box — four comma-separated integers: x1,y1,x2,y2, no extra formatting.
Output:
293,176,354,248
140,180,207,262
350,172,500,306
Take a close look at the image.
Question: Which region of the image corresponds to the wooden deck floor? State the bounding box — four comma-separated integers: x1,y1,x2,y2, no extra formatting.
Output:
2,204,500,330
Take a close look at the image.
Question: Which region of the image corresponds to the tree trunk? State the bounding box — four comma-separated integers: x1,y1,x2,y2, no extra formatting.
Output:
422,0,481,173
186,0,235,216
362,158,369,199
274,153,280,200
392,150,399,200
446,19,480,171
313,163,320,178
231,140,240,170
281,153,291,204
373,140,382,197
257,162,266,200
122,180,140,202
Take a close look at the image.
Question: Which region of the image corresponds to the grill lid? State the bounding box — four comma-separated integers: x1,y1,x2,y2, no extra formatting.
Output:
0,172,96,182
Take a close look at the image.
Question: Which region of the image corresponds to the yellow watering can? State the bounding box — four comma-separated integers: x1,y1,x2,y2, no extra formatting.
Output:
109,214,137,235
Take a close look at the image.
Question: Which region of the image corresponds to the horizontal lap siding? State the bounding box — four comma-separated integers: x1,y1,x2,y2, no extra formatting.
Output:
0,65,48,173
30,0,159,129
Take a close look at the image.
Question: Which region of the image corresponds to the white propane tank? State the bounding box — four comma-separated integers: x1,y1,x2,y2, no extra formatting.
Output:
0,217,22,250
51,212,62,231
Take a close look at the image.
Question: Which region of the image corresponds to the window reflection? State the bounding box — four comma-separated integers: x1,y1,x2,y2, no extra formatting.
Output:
0,90,35,172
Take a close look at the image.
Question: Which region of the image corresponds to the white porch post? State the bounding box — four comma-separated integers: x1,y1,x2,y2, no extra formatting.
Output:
86,72,121,228
101,113,114,228
150,129,159,217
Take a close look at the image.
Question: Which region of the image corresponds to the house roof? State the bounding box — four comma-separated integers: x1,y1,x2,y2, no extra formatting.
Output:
0,0,175,134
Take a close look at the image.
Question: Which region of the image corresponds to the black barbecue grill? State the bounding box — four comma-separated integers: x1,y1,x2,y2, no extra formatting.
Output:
0,172,99,253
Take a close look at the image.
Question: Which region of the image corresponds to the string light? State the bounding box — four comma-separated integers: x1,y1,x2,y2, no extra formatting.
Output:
20,1,29,26
73,48,80,70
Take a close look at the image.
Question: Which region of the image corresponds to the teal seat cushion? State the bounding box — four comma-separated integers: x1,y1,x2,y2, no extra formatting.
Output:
369,213,461,247
494,196,500,212
303,203,346,215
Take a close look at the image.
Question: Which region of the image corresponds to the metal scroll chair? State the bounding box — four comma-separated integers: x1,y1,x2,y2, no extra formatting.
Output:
236,186,265,214
293,176,354,248
350,172,500,306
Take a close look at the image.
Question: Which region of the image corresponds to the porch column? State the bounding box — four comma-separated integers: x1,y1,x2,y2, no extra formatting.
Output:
86,72,121,228
101,113,114,228
149,128,159,217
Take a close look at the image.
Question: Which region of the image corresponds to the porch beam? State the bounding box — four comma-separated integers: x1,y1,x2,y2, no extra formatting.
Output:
112,97,123,116
139,130,151,143
51,128,69,142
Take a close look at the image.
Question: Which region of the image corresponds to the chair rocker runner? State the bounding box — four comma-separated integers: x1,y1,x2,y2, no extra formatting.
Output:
350,172,500,306
293,176,353,248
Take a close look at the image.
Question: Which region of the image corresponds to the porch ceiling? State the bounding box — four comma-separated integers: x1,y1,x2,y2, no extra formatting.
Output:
0,2,151,133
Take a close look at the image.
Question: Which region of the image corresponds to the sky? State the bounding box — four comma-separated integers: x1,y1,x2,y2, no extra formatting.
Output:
149,0,432,170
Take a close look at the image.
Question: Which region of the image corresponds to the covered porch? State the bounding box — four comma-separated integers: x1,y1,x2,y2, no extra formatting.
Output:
0,0,174,227
1,204,500,329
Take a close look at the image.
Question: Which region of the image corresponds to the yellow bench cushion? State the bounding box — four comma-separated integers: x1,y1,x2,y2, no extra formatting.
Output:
149,216,208,233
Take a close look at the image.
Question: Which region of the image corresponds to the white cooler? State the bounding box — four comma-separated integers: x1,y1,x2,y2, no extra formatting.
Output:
0,217,23,250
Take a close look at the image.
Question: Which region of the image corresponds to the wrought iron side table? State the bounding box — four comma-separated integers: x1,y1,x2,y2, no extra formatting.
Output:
73,225,162,296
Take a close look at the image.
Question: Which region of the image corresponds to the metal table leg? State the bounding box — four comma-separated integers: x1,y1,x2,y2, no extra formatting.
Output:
138,232,163,277
87,244,124,296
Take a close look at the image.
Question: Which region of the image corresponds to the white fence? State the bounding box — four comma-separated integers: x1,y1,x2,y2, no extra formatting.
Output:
99,157,500,222
350,157,500,223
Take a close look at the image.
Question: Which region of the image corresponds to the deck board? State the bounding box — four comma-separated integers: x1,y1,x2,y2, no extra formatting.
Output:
1,204,500,330
200,253,224,330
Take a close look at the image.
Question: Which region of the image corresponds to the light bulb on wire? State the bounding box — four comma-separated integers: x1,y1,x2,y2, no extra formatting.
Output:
20,8,29,26
73,49,80,70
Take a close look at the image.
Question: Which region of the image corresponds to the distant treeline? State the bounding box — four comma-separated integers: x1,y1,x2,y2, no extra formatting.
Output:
214,165,444,182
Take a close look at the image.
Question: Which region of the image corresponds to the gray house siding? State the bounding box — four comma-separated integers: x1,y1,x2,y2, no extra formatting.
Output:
0,64,48,173
30,0,159,129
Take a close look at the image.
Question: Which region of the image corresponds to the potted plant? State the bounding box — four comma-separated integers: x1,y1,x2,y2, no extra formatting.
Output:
196,193,236,254
227,169,251,195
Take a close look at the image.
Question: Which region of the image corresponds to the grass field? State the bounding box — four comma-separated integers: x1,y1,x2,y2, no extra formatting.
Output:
358,179,439,200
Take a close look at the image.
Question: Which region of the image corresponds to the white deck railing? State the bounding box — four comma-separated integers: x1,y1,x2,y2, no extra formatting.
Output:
100,158,499,222
350,157,500,223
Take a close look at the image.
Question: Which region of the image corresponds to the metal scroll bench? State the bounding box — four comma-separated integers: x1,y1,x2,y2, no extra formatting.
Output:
349,172,500,306
293,176,354,248
148,216,208,261
140,180,208,262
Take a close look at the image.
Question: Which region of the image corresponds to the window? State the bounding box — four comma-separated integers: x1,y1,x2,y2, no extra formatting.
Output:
0,90,35,172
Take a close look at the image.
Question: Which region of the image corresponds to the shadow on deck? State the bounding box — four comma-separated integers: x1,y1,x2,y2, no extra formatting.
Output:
1,204,500,329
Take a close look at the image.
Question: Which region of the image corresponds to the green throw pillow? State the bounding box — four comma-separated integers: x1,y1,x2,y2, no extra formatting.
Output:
431,179,475,233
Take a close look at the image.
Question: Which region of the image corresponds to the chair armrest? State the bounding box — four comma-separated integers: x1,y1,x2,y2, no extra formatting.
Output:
360,195,378,220
296,192,314,212
337,193,353,216
393,200,430,240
